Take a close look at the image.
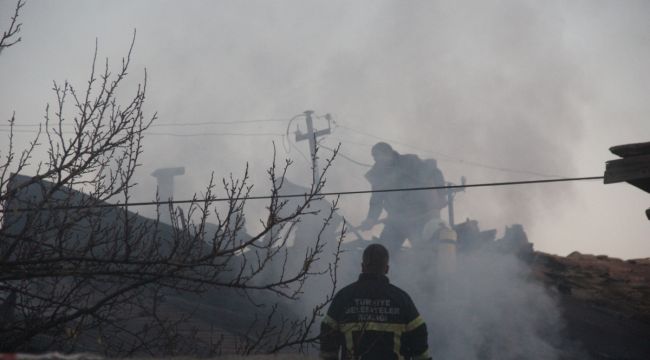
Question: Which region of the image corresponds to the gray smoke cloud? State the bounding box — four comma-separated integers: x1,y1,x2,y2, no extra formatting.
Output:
290,224,585,359
4,1,650,357
396,250,579,359
2,0,650,258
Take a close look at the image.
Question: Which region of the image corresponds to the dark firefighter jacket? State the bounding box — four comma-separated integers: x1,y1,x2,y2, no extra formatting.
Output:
320,273,431,360
365,154,446,223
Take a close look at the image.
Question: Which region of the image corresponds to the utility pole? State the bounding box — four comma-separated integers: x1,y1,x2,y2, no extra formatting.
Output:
295,110,331,184
446,176,466,228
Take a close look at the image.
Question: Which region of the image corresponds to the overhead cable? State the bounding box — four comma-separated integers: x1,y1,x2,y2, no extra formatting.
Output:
0,128,284,138
332,123,568,179
2,117,570,178
319,144,372,167
0,118,291,128
1,176,604,213
145,131,283,138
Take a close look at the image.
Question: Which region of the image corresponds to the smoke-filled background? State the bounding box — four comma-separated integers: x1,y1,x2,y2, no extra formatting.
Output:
395,250,577,359
1,1,649,357
2,0,649,259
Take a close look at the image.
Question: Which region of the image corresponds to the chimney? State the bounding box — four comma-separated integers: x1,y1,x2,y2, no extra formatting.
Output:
151,167,185,224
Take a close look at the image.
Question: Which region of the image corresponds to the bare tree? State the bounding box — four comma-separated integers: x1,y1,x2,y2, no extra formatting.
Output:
0,0,24,56
0,3,344,355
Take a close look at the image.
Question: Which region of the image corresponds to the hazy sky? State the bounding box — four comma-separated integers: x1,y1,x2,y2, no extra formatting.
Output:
1,0,649,259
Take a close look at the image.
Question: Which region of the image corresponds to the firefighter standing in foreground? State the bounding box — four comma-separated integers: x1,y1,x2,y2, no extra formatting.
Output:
360,142,447,253
320,244,431,360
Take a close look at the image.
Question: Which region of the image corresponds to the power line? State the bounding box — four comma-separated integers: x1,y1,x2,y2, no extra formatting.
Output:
0,128,284,138
1,176,604,213
145,131,283,138
325,136,570,181
332,123,568,179
0,118,291,128
0,116,575,178
151,119,290,126
319,143,372,167
334,123,455,160
328,136,375,149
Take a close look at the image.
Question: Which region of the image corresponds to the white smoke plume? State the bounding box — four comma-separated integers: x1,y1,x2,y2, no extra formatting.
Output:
399,251,579,359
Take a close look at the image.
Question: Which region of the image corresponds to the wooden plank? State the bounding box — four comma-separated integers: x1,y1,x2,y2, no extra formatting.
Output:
604,155,650,189
610,141,650,158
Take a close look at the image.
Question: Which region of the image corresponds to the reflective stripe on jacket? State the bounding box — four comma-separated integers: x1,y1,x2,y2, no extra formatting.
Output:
320,273,431,360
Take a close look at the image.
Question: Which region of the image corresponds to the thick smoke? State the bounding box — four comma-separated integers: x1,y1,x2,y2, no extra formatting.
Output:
288,216,585,359
3,0,650,257
2,0,650,355
395,250,577,359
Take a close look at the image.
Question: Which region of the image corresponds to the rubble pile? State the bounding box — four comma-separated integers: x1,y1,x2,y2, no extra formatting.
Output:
533,252,650,359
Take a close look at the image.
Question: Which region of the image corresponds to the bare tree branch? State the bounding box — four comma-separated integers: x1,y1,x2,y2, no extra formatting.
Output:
0,18,343,356
0,0,24,55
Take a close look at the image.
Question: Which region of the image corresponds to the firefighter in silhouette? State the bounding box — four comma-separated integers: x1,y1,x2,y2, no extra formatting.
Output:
320,244,431,360
360,142,447,254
